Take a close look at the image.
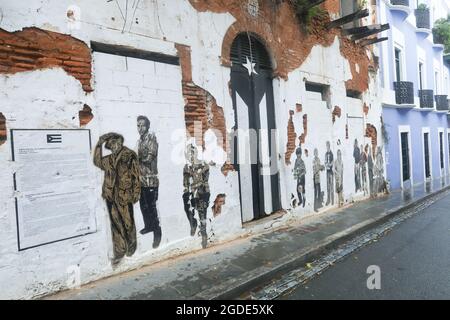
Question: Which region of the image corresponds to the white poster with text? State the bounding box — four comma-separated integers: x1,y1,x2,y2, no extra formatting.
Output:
12,129,96,250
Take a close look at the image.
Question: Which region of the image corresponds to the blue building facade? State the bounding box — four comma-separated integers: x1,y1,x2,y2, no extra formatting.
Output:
377,0,450,190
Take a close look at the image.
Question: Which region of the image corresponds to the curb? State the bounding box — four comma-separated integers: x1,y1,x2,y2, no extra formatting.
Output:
197,185,450,300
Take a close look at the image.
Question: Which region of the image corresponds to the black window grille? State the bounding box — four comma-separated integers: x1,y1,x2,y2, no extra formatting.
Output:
230,34,272,71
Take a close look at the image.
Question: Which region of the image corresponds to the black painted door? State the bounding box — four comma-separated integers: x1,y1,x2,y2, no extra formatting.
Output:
424,132,431,179
230,34,281,222
401,132,411,183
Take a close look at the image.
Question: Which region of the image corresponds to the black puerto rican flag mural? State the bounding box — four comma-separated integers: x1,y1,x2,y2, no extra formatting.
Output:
229,34,281,222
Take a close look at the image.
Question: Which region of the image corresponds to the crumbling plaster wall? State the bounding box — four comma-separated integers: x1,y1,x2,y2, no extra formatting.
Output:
0,0,383,299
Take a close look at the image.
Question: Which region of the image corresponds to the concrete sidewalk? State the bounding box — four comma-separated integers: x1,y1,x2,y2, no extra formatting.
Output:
45,177,450,300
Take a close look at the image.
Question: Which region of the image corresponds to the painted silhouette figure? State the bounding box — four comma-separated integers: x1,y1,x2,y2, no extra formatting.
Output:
353,139,361,192
367,145,375,198
313,148,325,212
94,133,140,265
137,116,162,249
334,149,344,207
360,144,368,196
375,146,386,194
183,144,211,249
293,147,306,207
325,141,334,206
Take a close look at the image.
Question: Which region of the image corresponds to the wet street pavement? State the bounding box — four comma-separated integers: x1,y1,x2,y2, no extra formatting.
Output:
46,178,450,300
280,192,450,300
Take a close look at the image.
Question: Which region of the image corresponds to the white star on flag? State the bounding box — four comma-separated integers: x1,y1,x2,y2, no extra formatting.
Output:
243,56,258,76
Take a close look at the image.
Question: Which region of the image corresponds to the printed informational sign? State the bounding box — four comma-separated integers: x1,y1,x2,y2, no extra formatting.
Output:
11,129,96,250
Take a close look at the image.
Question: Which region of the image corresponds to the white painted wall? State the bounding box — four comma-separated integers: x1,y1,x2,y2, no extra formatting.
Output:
0,0,385,299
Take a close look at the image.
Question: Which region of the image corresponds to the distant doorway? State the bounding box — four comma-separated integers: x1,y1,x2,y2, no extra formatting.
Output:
423,131,431,180
400,131,411,188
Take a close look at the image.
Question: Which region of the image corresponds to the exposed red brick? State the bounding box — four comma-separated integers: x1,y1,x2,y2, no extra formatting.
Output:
363,102,369,115
190,1,372,91
0,112,6,146
332,105,341,123
365,123,378,155
10,55,35,64
176,43,231,174
221,162,235,176
212,194,226,217
63,60,90,68
70,73,91,80
323,0,340,15
296,103,302,113
339,37,373,93
191,1,338,80
37,57,63,66
11,47,43,57
285,110,297,165
175,43,193,83
13,63,34,70
0,27,92,92
0,46,13,53
70,56,91,63
79,104,94,127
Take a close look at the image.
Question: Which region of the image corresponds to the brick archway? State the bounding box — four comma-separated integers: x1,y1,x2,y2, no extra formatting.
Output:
221,23,279,76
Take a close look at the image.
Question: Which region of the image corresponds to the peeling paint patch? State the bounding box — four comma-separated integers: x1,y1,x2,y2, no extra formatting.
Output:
339,37,373,94
212,194,226,217
285,110,296,165
363,102,369,116
332,106,341,124
221,162,235,176
176,44,227,155
193,0,339,80
365,123,378,154
79,104,93,127
0,27,92,92
0,112,6,145
189,0,374,91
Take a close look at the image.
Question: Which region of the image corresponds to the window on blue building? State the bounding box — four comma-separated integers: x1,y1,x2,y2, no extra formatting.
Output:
418,62,424,90
395,48,402,82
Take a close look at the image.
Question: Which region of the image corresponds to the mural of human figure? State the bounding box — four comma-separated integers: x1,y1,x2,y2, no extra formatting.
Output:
93,133,141,265
183,144,211,249
367,145,374,198
375,146,385,194
137,116,162,249
313,148,325,212
325,141,334,206
360,144,368,196
334,149,344,207
293,147,306,208
353,139,361,193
